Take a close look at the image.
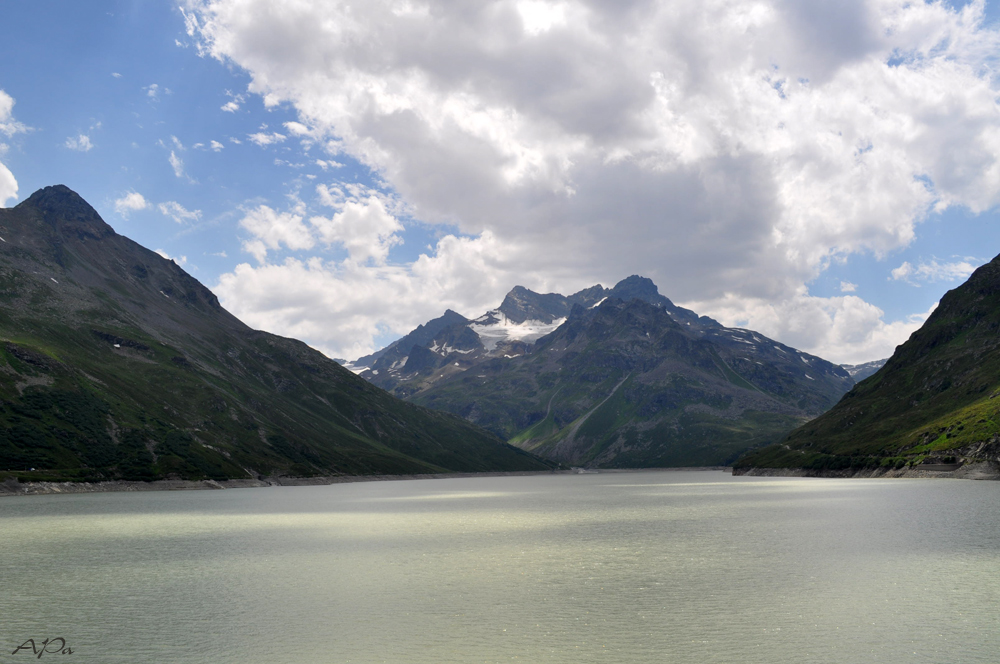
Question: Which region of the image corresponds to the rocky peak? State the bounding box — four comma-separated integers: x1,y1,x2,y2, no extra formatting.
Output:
609,275,666,305
498,285,575,324
16,185,115,240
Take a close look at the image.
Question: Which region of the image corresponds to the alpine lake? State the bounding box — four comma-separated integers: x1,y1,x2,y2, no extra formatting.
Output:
0,470,997,663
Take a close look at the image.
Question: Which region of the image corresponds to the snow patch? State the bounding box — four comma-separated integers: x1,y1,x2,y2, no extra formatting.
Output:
470,310,566,351
590,297,607,309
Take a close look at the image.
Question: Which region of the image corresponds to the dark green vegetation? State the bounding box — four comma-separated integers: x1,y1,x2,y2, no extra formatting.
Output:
367,283,855,467
735,254,1000,474
0,185,552,483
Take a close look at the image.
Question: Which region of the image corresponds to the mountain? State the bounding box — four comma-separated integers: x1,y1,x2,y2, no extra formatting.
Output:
0,185,552,483
357,278,855,467
353,308,469,370
735,254,1000,476
840,359,887,382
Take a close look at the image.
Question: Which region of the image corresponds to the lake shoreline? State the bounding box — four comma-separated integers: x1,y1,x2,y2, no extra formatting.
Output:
0,466,732,497
733,460,1000,480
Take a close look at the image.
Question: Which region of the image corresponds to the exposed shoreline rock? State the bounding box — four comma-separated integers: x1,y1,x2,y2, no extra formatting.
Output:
732,461,1000,480
0,467,732,497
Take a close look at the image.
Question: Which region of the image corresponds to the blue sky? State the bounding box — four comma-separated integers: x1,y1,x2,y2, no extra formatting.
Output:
2,0,999,364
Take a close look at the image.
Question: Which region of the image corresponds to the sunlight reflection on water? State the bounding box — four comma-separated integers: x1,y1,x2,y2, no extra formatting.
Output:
0,471,997,663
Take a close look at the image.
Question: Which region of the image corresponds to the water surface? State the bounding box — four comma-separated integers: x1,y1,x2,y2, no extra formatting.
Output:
0,471,997,663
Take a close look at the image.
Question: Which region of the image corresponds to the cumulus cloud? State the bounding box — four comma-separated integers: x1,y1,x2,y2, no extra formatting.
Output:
311,194,402,265
238,203,315,262
0,90,27,139
215,231,516,359
839,281,857,293
65,134,93,152
0,89,27,206
248,131,286,146
114,191,149,217
221,90,246,112
284,121,311,137
890,258,981,285
315,159,343,171
210,140,224,151
687,292,939,365
158,201,202,224
187,0,1000,361
0,163,15,207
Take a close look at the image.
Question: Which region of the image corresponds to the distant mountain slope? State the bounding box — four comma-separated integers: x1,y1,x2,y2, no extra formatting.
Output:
840,359,887,382
355,277,854,468
735,255,1000,475
0,186,552,483
354,309,469,371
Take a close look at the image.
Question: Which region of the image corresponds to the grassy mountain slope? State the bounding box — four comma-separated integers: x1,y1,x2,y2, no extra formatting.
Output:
0,185,552,482
735,254,1000,473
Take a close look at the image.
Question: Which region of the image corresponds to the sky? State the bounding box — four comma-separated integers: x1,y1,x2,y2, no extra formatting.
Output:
1,0,999,365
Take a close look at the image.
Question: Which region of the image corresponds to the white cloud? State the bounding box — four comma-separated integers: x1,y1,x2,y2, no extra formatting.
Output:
188,0,1000,361
0,89,27,206
686,292,938,365
221,90,246,112
114,191,149,216
284,121,311,136
168,150,185,178
64,134,93,152
315,159,343,171
0,90,28,139
111,72,123,79
516,0,568,36
890,258,981,285
248,131,286,146
839,281,857,293
0,162,16,207
215,231,514,358
158,201,203,224
145,83,160,99
238,203,315,262
210,140,224,151
310,194,403,265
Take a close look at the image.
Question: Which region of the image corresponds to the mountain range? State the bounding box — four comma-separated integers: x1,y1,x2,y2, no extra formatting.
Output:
735,253,1000,477
0,186,552,483
355,276,858,467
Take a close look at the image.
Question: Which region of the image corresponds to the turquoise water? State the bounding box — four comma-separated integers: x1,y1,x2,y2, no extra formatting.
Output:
0,471,997,663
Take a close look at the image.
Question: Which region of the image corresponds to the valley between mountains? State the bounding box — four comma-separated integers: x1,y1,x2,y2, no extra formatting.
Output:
350,276,874,467
3,185,998,486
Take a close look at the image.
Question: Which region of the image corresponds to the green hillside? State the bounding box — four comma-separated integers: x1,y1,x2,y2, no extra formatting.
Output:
735,253,1000,474
0,186,552,483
